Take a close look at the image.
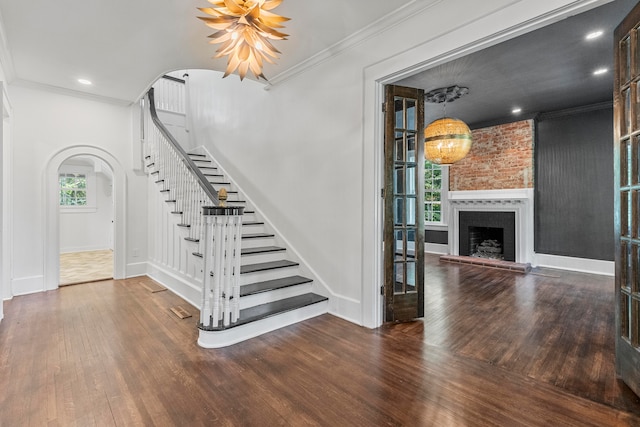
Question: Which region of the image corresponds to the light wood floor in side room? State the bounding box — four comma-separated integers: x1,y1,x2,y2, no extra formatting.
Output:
1,255,639,426
59,249,113,286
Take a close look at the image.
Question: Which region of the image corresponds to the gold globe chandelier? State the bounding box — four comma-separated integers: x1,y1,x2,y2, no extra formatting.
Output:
424,85,473,165
198,0,290,81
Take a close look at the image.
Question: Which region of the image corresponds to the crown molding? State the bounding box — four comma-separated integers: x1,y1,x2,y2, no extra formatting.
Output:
12,79,133,107
265,0,445,89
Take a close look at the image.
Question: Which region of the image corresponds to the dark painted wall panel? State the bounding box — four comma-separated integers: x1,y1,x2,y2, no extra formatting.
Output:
535,106,614,261
425,230,448,244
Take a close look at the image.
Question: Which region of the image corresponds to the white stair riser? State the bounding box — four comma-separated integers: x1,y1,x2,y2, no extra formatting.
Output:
241,251,286,265
197,300,328,348
239,282,313,310
239,266,301,286
241,237,276,249
242,223,265,234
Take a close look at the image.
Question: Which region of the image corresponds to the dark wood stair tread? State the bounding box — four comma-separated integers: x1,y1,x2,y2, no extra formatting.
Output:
243,221,264,226
201,293,327,331
241,275,313,297
188,153,206,157
192,159,212,163
241,260,298,274
242,233,275,239
171,211,183,215
241,246,285,255
177,223,191,228
185,237,199,243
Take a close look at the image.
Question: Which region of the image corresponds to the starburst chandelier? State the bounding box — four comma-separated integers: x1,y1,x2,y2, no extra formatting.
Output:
198,0,289,81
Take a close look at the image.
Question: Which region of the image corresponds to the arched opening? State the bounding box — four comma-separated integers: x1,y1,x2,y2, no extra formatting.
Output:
44,145,126,291
58,155,114,285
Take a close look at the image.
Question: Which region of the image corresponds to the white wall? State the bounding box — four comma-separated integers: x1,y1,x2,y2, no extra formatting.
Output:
9,84,148,296
0,64,10,324
186,0,610,326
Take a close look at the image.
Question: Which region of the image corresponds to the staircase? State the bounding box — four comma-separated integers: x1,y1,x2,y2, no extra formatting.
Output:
143,84,328,348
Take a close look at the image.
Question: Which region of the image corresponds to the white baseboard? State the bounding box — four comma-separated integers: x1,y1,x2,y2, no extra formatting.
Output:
328,293,361,325
146,261,201,309
11,275,45,296
425,243,448,255
534,253,614,276
126,262,148,278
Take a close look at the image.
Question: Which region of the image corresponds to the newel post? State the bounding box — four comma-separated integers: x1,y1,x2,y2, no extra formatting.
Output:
199,205,244,330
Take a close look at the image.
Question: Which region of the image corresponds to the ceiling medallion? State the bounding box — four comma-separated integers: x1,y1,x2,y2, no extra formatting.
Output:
198,0,290,81
424,85,473,165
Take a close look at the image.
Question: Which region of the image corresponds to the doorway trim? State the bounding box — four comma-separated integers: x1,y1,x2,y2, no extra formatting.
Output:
360,0,611,328
44,145,126,290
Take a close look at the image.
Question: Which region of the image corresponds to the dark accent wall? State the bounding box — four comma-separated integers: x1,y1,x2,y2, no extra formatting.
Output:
535,104,614,261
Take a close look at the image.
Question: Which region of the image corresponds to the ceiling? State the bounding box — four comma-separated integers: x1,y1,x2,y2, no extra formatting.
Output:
0,0,412,103
397,0,638,128
0,0,636,116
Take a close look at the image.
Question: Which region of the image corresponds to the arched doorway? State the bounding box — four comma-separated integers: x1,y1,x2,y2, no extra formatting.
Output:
58,155,114,285
44,145,126,291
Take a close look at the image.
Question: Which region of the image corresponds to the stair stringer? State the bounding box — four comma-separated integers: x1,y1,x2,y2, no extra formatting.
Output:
189,145,359,322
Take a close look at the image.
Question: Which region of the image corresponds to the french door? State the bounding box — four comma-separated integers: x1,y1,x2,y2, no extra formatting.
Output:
615,1,640,398
383,85,425,322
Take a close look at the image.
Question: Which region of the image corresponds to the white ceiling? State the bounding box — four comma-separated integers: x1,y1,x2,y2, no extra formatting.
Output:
0,0,412,103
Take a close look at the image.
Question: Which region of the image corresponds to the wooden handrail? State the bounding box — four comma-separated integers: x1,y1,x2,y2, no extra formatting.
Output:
147,87,219,205
161,74,186,84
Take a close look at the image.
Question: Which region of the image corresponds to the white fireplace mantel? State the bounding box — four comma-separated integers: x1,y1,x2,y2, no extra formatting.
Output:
448,188,534,264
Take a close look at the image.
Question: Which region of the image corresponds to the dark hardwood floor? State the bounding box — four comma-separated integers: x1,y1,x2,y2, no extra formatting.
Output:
1,257,639,426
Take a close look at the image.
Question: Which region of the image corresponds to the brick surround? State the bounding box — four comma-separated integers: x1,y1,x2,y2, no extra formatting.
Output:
449,119,534,191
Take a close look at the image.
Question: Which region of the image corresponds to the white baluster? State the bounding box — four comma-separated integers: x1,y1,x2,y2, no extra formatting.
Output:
200,215,214,327
231,214,242,323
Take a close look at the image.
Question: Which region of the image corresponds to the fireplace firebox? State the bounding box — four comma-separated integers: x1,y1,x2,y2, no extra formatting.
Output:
459,211,516,262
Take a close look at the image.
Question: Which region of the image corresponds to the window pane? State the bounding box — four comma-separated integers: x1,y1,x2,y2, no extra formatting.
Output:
406,262,416,292
394,166,404,195
406,165,416,195
395,132,404,162
406,99,416,131
407,133,416,162
406,198,416,226
394,197,403,226
395,229,404,259
59,173,88,206
394,97,404,129
394,262,404,294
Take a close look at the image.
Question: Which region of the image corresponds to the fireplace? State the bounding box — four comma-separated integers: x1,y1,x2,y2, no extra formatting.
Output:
448,189,534,264
459,211,516,261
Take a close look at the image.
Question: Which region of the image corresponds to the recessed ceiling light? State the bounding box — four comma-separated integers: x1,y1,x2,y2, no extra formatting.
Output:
593,68,608,76
512,108,522,114
586,30,604,40
77,78,92,85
